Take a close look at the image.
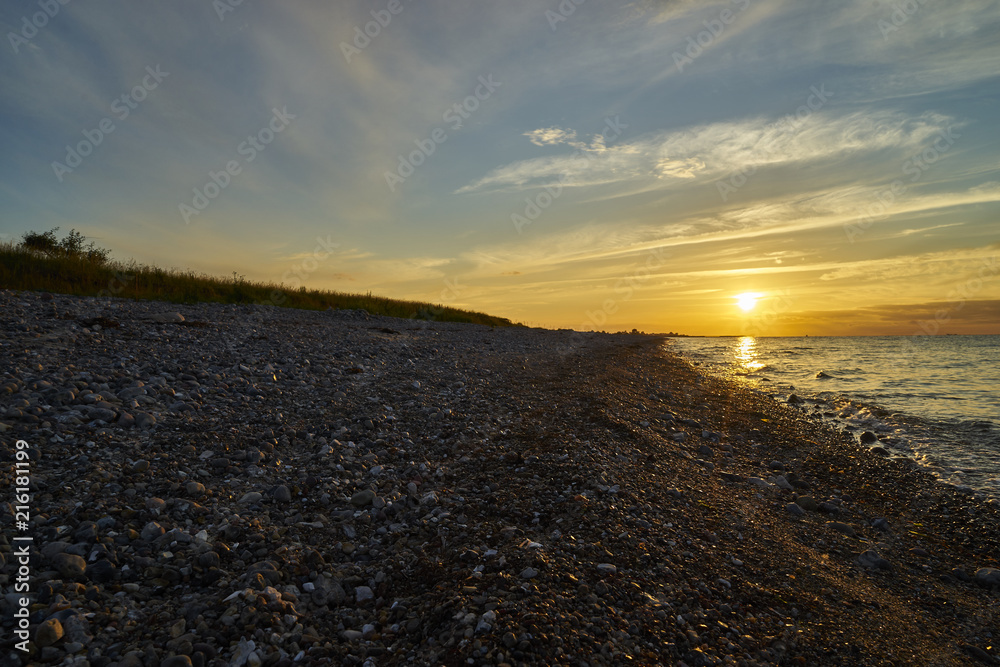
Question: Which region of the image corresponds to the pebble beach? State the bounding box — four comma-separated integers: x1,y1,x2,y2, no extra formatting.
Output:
2,289,999,666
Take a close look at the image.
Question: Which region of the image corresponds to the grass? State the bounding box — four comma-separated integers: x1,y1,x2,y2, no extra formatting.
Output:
0,240,517,327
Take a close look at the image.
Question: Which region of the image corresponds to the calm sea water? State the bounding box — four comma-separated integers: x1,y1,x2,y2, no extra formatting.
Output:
668,335,1000,497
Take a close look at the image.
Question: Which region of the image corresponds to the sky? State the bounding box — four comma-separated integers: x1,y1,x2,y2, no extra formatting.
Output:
2,0,999,336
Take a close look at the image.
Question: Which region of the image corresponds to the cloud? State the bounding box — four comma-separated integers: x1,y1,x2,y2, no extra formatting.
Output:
524,128,578,147
458,109,957,195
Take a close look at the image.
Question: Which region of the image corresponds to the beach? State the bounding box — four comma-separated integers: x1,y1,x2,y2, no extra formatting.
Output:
1,289,999,666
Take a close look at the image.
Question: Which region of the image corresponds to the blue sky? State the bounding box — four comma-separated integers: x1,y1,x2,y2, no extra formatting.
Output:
2,0,999,334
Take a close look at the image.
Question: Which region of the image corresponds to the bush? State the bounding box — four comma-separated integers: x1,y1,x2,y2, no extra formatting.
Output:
19,227,110,264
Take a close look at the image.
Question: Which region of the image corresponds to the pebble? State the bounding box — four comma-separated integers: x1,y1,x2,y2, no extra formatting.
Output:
826,521,857,537
274,484,292,503
857,550,891,570
786,502,806,517
35,618,64,647
239,491,263,504
351,489,376,506
521,567,539,579
975,567,1000,588
52,552,87,578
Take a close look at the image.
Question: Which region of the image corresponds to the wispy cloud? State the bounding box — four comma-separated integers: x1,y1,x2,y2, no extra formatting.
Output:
458,110,957,195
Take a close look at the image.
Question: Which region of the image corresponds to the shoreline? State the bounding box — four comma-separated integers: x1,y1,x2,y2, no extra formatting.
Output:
669,336,1000,499
1,290,998,666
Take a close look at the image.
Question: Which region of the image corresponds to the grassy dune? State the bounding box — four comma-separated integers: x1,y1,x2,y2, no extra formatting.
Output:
0,240,516,327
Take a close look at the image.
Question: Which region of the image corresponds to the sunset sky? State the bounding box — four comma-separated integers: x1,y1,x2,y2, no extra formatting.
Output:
2,0,999,335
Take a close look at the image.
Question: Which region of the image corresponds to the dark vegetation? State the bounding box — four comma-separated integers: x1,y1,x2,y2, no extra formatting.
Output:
0,228,516,326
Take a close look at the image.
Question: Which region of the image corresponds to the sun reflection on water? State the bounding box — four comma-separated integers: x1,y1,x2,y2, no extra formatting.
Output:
734,336,765,373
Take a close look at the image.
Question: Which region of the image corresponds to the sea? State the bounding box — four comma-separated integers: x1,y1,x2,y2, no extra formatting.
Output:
667,335,1000,498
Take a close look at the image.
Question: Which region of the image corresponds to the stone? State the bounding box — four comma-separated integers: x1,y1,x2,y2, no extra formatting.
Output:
974,567,1000,588
351,489,375,506
521,567,538,579
131,459,150,473
795,496,818,511
826,521,856,537
36,618,64,647
239,492,263,505
134,412,156,429
53,552,87,579
141,521,166,541
857,550,891,570
597,563,618,575
274,484,292,503
860,431,878,444
185,481,206,497
786,502,806,517
161,656,193,667
87,559,117,583
355,586,374,603
146,312,185,323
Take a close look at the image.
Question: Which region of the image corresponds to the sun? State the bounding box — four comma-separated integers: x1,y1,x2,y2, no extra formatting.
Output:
736,292,760,312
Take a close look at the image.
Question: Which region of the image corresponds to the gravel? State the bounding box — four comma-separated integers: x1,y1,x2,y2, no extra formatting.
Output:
1,289,999,666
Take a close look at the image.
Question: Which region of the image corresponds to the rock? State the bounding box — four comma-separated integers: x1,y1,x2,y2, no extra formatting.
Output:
697,444,714,457
521,567,539,579
786,502,806,517
87,559,117,583
146,312,185,323
274,485,292,503
857,550,891,570
959,644,1000,665
872,517,890,532
131,459,150,473
185,481,206,497
502,632,518,648
860,431,878,444
239,492,263,505
355,586,374,603
826,521,856,537
974,567,1000,588
768,460,784,471
36,618,64,647
795,496,819,512
161,656,194,667
351,489,375,506
134,412,156,429
671,431,687,443
141,521,166,541
597,563,618,575
52,552,87,579
788,394,803,404
818,502,840,514
870,446,890,456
